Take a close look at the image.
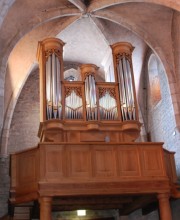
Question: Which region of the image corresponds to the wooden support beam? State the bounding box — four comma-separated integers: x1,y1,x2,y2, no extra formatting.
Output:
39,197,52,220
52,204,123,211
158,193,172,220
52,196,132,211
53,196,133,206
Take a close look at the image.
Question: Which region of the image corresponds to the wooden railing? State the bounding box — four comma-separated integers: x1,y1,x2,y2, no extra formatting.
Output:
163,149,177,183
10,142,178,204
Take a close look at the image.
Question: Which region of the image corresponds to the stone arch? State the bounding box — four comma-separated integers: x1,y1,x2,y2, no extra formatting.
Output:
146,52,178,149
0,64,38,156
0,0,15,28
0,16,80,155
88,0,180,12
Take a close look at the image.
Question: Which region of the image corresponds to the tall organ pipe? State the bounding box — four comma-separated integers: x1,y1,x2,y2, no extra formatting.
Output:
46,53,62,119
37,38,65,122
81,64,98,121
111,42,138,121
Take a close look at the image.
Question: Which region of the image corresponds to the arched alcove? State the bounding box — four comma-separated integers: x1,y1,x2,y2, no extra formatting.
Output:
148,54,162,106
146,53,180,175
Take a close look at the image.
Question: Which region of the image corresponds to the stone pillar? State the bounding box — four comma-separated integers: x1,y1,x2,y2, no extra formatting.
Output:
157,193,172,220
172,11,180,131
39,197,52,220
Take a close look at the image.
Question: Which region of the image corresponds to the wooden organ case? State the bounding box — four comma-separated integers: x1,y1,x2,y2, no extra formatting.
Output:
10,38,180,220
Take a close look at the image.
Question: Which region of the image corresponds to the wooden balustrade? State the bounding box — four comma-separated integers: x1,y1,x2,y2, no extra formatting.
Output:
163,149,177,183
10,142,178,203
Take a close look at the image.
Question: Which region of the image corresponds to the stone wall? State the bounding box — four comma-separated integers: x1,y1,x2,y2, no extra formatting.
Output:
7,68,39,153
0,0,15,27
147,55,180,177
0,156,10,217
0,68,40,217
137,51,180,220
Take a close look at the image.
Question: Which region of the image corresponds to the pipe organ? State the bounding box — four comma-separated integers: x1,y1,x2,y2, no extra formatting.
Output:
10,37,179,220
37,38,65,122
81,64,98,121
111,42,138,121
37,38,141,143
64,84,83,120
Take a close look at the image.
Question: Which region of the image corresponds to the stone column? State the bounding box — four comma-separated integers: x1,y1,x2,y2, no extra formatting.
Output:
172,11,180,131
158,193,172,220
39,197,52,220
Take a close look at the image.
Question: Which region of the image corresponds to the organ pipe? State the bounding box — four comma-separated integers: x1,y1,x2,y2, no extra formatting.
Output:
37,38,65,122
81,64,98,121
111,42,138,121
37,38,138,123
99,91,118,120
65,89,83,120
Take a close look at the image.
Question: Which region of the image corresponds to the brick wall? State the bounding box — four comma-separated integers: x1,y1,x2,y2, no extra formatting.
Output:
7,69,40,153
0,156,10,217
137,51,180,219
146,55,180,177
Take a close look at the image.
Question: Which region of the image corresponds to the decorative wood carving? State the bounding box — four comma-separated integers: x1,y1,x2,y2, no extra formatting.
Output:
64,86,82,98
98,87,116,99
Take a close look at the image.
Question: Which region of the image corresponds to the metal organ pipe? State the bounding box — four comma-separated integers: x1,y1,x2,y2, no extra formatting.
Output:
111,42,138,121
81,64,98,121
37,38,65,122
99,91,118,120
38,39,138,123
117,56,136,120
45,53,62,119
65,88,83,120
46,55,52,120
85,75,97,120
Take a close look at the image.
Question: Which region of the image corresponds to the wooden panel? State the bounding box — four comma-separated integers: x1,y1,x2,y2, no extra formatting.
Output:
45,146,65,179
140,146,165,177
164,150,177,183
80,131,105,142
116,147,141,177
18,154,37,185
93,146,115,178
68,146,91,178
67,131,80,142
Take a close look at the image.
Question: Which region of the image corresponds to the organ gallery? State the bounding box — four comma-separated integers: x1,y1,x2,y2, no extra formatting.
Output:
9,38,180,220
